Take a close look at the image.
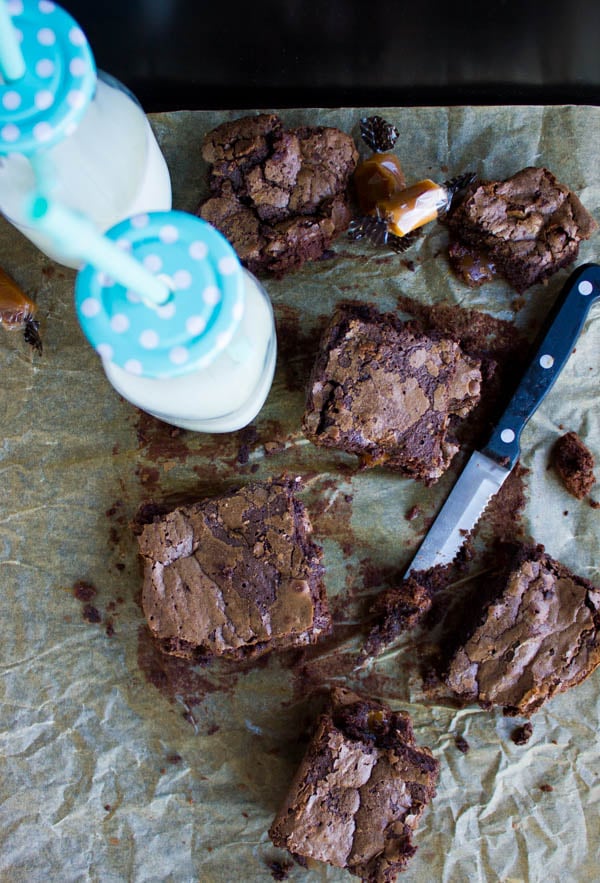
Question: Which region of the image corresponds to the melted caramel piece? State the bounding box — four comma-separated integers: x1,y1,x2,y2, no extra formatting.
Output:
448,239,497,286
0,266,37,329
353,152,406,213
381,179,449,237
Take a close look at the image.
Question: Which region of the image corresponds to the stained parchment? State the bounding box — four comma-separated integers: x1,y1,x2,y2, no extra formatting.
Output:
0,106,599,883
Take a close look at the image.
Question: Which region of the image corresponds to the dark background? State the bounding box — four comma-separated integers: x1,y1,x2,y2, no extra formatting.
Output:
64,0,600,112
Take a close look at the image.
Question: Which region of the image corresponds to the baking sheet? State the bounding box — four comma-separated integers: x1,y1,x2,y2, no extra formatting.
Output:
1,106,599,882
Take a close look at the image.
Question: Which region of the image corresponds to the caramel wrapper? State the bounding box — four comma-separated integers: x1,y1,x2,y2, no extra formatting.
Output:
1,106,599,881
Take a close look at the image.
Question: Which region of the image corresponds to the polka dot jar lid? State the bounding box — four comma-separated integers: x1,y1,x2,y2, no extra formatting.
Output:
75,211,246,379
0,0,96,155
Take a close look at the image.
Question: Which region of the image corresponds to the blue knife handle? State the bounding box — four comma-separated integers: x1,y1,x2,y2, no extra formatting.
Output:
483,263,600,469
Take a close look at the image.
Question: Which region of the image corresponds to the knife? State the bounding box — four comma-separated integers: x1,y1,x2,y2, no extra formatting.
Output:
406,262,600,575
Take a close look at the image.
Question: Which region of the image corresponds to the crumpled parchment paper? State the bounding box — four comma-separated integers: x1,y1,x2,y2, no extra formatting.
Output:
1,106,599,883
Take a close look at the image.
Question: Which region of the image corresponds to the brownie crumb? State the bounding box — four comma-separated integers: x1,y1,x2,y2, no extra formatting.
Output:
511,723,533,745
362,564,453,659
73,580,97,603
454,735,470,754
406,505,421,522
362,576,432,658
268,860,293,881
82,604,102,624
236,444,250,465
551,431,596,499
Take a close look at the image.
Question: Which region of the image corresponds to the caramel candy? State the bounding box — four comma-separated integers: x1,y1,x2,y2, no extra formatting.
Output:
353,152,406,214
0,266,41,353
379,179,449,237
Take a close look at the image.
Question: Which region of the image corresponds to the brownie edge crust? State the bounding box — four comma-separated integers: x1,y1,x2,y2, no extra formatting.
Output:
445,543,600,716
137,478,331,660
269,687,439,882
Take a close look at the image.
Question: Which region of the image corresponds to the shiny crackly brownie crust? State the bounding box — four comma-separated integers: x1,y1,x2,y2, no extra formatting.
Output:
269,687,439,883
302,303,483,484
198,113,358,275
137,478,331,660
447,166,597,293
444,542,600,716
551,431,596,499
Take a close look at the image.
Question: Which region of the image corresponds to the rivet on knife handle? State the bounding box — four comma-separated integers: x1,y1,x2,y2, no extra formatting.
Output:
484,263,600,469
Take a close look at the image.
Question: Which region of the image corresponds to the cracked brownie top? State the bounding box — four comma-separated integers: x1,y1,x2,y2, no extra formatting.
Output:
303,303,483,483
198,113,358,275
269,687,439,882
447,166,597,292
137,478,331,660
445,543,600,716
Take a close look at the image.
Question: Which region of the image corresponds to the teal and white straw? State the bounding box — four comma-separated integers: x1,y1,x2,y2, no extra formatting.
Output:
0,0,26,81
27,195,172,306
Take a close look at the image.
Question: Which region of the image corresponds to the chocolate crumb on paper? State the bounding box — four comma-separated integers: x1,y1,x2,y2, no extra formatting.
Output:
454,734,470,753
511,723,533,746
198,113,359,276
551,431,596,499
267,859,293,881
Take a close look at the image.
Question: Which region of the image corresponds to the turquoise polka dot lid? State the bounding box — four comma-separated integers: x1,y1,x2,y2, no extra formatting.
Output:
0,0,96,155
75,211,246,379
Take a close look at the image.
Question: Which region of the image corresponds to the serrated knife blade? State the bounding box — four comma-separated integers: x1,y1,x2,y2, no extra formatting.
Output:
405,263,600,576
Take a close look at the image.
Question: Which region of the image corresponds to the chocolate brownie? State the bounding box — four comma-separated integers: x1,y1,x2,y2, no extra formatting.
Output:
302,303,483,483
361,572,441,660
445,543,600,716
137,478,331,660
269,687,439,882
551,431,596,499
198,113,358,275
447,167,597,292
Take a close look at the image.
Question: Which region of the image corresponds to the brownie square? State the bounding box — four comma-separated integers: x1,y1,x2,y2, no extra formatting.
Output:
269,687,439,881
445,543,600,716
447,166,597,293
302,303,483,484
552,431,596,499
198,113,358,275
137,478,331,660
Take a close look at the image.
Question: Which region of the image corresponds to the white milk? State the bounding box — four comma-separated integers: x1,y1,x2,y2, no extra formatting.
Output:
0,76,171,267
102,270,277,433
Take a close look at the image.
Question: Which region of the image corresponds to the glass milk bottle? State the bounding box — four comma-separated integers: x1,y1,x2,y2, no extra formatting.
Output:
0,0,171,268
74,211,277,433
